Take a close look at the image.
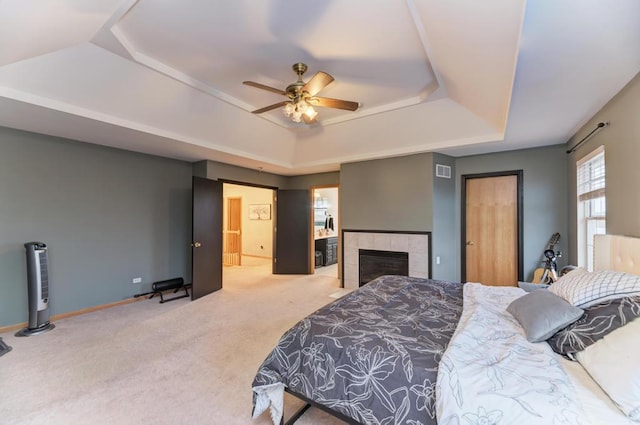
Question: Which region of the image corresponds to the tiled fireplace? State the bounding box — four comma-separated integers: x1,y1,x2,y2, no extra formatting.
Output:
342,230,431,290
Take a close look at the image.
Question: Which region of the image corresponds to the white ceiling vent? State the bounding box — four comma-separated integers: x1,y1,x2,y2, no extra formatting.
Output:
435,164,452,179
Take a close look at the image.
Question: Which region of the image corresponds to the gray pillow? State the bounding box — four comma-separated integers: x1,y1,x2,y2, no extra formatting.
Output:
507,290,584,343
518,282,550,292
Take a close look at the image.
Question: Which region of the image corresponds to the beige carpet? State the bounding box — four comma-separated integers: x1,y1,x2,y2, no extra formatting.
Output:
0,258,347,425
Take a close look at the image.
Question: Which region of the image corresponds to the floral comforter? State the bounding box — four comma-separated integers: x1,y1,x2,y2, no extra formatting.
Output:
436,283,585,425
252,275,463,425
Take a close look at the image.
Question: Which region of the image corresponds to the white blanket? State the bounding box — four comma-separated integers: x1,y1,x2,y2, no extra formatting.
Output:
436,283,588,425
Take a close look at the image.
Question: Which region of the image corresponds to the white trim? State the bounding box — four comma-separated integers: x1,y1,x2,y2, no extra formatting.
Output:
576,144,604,166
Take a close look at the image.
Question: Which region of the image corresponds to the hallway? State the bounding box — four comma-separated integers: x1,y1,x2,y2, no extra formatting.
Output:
223,255,339,282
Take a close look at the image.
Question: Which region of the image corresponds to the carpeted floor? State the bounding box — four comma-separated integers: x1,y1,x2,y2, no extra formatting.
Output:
0,258,346,425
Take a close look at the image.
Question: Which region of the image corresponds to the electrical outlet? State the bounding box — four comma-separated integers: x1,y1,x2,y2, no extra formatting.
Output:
132,277,142,284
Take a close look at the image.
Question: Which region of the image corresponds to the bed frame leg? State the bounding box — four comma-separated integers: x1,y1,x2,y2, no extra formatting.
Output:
283,403,311,425
281,388,360,424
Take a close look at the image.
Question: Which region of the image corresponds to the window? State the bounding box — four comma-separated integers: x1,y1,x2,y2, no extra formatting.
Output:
577,146,606,271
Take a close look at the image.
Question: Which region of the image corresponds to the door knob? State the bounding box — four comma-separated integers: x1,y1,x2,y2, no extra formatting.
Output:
192,242,202,248
466,241,474,246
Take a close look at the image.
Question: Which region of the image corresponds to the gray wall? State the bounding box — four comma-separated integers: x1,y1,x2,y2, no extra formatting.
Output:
6,84,616,327
0,127,193,327
288,172,340,190
0,144,343,327
432,153,457,280
338,147,567,283
198,160,289,189
566,72,640,264
198,160,339,192
340,153,434,231
455,145,569,282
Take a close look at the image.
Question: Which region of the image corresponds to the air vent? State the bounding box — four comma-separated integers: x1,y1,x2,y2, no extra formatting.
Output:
435,164,451,179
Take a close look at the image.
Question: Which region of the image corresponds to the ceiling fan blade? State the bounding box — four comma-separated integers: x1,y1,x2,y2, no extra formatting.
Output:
243,81,286,96
308,96,359,111
251,101,289,114
302,71,334,96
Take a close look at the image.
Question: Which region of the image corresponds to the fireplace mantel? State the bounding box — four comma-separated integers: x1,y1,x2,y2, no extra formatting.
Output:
341,229,431,290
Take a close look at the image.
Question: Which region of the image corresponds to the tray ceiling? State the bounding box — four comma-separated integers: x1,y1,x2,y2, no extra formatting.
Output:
0,0,638,175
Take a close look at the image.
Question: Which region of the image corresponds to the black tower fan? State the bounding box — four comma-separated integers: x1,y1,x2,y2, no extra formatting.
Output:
16,242,55,336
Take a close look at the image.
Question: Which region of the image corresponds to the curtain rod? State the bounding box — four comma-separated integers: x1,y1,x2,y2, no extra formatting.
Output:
566,121,609,154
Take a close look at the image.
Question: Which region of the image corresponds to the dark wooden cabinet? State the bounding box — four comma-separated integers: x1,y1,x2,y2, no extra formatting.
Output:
315,237,338,266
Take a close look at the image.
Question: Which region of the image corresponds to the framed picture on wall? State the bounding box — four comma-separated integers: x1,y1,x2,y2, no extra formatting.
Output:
249,204,271,220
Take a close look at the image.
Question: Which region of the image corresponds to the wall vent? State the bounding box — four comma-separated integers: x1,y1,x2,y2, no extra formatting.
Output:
435,164,452,179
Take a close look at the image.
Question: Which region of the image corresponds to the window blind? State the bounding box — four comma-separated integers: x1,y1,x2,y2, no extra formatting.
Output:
577,146,605,202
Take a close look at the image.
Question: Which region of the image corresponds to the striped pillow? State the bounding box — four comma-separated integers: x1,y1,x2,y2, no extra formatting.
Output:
549,270,640,308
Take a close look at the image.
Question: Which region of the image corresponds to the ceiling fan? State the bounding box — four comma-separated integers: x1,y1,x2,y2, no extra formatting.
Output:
243,63,359,124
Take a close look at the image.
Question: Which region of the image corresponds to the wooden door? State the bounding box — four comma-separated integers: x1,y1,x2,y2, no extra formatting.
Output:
274,189,311,274
463,173,521,286
192,176,223,299
223,197,242,266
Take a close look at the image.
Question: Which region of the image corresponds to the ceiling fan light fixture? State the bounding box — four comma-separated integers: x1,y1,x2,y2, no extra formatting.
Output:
284,102,295,116
282,99,316,123
304,105,318,120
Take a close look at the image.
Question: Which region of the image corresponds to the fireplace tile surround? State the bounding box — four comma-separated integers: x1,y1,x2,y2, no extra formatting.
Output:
342,230,431,290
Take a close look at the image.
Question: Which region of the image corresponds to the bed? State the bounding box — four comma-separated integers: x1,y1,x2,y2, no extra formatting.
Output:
252,234,640,424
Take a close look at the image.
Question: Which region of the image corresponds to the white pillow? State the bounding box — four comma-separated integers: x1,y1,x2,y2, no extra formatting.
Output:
549,269,640,308
576,317,640,421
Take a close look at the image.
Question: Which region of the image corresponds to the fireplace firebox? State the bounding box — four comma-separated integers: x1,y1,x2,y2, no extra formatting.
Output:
359,249,409,287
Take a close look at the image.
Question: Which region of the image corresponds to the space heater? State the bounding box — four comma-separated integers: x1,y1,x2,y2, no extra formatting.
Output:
16,242,55,336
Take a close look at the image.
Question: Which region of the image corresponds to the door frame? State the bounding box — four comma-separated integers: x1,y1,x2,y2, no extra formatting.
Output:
219,179,278,274
310,184,339,274
460,170,524,282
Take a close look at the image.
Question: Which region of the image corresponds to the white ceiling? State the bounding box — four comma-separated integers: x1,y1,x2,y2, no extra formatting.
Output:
0,0,638,175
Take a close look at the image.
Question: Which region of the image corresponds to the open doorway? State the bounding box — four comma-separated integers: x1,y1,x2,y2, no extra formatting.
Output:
312,186,339,278
222,183,274,277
